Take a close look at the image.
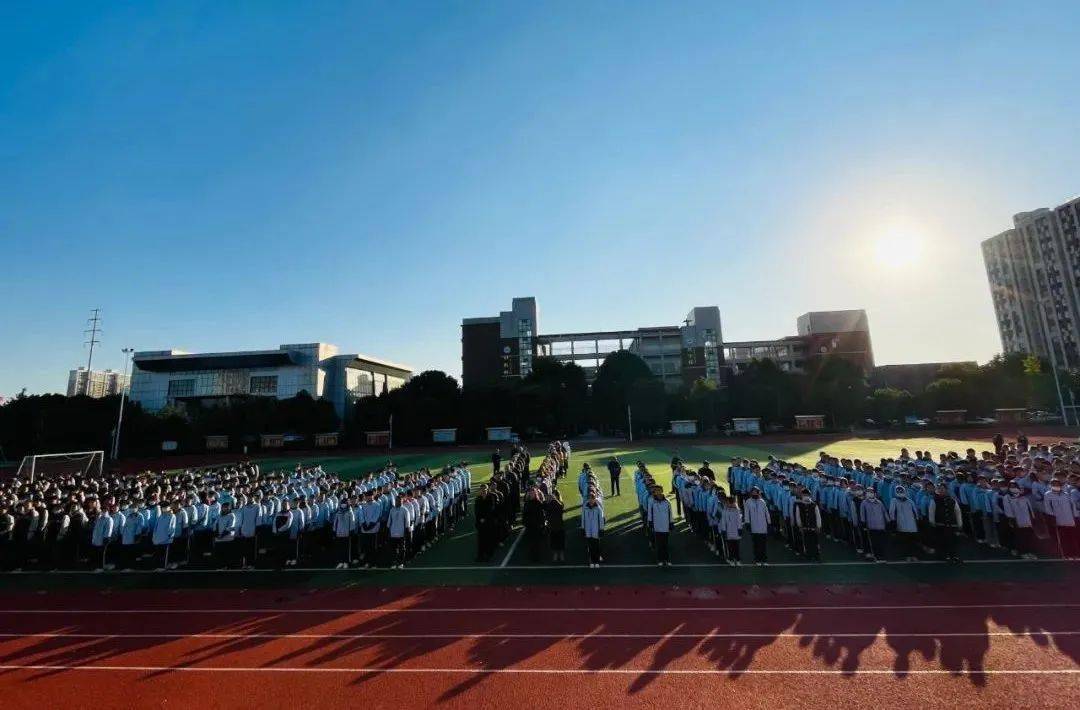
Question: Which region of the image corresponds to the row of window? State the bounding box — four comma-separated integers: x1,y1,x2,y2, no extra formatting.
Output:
167,375,279,398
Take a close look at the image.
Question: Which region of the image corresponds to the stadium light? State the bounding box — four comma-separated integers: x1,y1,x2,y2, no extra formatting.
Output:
111,347,135,460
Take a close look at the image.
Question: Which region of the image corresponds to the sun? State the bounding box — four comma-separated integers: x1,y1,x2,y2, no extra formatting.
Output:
872,224,923,269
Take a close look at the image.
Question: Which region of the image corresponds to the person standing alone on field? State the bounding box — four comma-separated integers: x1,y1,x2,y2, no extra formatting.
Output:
607,457,622,496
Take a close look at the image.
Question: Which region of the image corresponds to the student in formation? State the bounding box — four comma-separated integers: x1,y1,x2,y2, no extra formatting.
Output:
272,500,294,567
152,501,179,571
214,501,239,569
1044,478,1078,559
928,483,963,563
545,489,566,562
793,488,822,561
719,495,743,565
647,484,674,567
1003,483,1037,560
581,490,605,568
387,497,412,569
331,499,354,569
859,489,889,562
743,486,770,565
889,486,920,561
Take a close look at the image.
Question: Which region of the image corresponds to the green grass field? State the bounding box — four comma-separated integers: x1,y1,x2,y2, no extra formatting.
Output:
9,436,1075,590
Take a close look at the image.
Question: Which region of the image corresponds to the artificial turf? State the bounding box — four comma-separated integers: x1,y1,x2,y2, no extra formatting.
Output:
6,437,1078,590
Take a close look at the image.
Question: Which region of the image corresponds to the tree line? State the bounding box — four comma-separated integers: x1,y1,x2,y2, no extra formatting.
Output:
0,351,1066,461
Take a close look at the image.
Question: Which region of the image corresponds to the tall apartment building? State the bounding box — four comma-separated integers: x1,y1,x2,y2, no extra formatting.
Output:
982,195,1080,368
67,367,130,398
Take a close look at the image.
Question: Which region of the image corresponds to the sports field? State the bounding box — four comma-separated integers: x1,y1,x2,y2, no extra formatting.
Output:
1,437,1077,707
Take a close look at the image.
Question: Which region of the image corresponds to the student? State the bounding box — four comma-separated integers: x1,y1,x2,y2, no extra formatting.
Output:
1004,484,1038,560
859,490,890,562
331,500,354,569
358,493,382,568
889,486,920,561
581,491,605,568
522,487,548,562
719,496,743,565
545,489,566,562
647,485,674,567
793,490,822,561
90,507,114,572
607,457,622,497
238,494,261,569
387,498,412,569
152,502,179,571
743,486,770,565
214,501,239,569
1044,478,1078,559
273,500,294,567
928,484,963,563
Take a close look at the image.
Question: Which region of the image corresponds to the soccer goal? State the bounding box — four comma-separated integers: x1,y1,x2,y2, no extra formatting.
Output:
16,450,104,483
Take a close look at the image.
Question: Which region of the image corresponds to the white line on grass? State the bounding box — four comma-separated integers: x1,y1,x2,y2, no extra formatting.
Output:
1,631,1077,640
3,603,1078,614
0,663,1074,675
499,528,526,568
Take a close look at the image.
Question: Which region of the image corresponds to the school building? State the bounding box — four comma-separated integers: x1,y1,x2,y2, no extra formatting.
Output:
129,342,412,423
461,297,874,389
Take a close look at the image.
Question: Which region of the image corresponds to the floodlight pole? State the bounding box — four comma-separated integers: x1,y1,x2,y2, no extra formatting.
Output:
111,348,134,460
627,404,633,443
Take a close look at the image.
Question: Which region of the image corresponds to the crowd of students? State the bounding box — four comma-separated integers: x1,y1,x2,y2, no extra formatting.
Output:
0,460,471,572
618,435,1080,567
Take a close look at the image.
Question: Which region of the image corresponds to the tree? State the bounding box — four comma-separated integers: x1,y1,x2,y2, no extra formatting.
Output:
866,387,913,424
729,358,802,425
591,351,659,435
802,356,867,427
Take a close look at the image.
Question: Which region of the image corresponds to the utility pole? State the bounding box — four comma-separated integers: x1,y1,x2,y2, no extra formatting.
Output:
626,404,633,442
112,348,134,460
83,308,103,396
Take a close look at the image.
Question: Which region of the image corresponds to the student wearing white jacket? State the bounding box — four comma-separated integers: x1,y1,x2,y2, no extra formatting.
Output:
581,492,605,568
647,486,674,567
90,511,114,572
719,496,743,565
889,486,921,561
1004,485,1037,559
331,501,355,569
387,501,413,569
1044,480,1078,559
743,487,771,565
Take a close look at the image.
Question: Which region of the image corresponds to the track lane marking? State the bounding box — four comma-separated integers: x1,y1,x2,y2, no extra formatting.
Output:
0,663,1074,675
2,603,1078,614
3,630,1077,640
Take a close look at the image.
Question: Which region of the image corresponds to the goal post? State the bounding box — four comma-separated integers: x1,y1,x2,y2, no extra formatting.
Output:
16,450,104,483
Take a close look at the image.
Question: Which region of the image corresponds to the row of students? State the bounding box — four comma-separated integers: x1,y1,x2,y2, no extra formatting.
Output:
0,461,471,571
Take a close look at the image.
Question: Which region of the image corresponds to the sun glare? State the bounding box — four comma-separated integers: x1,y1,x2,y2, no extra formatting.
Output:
872,225,923,269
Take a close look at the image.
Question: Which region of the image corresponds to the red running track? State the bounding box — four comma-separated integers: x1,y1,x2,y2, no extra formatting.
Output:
0,582,1077,708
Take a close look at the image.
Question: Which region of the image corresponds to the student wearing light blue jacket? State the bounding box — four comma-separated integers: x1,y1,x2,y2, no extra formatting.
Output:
152,502,179,571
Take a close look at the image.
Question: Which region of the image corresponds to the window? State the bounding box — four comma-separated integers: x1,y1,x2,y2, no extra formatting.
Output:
249,375,278,395
167,379,195,398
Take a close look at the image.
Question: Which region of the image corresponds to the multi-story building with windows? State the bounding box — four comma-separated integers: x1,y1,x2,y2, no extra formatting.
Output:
982,195,1080,369
129,342,412,423
66,367,130,398
461,298,872,389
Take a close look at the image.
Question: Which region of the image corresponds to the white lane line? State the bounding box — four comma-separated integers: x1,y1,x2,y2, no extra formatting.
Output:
1,631,1077,640
0,663,1075,675
2,603,1078,614
499,528,526,568
0,557,1073,572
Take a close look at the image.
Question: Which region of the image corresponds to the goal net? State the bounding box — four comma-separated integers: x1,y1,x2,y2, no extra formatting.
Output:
16,451,104,483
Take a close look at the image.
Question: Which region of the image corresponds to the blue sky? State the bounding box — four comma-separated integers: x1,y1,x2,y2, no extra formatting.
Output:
3,2,1080,396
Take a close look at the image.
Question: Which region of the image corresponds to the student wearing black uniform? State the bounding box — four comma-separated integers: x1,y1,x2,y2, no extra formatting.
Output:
607,457,622,496
522,487,548,562
545,490,566,562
